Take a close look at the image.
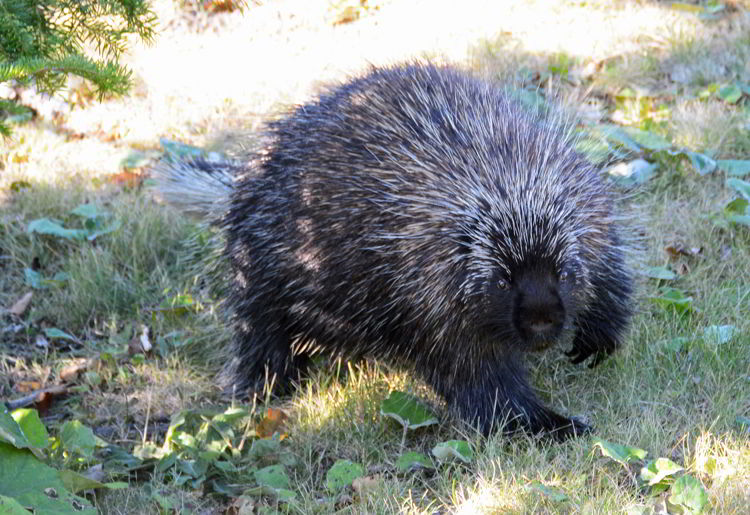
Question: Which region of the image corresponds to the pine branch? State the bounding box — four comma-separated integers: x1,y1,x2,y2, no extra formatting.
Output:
0,0,157,136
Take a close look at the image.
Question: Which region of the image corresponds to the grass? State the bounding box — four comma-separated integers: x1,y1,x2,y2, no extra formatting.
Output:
2,1,750,513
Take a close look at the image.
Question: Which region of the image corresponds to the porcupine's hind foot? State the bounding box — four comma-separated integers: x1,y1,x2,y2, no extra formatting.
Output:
218,321,312,400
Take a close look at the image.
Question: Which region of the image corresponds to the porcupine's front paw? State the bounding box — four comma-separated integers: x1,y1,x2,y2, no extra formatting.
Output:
565,338,614,368
566,319,621,368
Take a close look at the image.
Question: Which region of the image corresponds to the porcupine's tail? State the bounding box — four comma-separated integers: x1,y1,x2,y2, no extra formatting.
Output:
150,154,238,220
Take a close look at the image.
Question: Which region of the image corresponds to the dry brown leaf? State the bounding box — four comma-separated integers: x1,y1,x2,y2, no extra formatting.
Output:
352,474,381,496
108,171,144,189
128,325,152,355
256,407,289,438
8,291,33,316
226,495,257,515
15,380,44,393
665,244,703,259
60,358,93,382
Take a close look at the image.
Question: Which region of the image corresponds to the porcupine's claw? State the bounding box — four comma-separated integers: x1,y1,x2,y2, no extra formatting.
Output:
565,346,612,368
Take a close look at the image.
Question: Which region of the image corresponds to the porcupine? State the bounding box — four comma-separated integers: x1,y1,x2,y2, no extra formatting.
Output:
153,63,634,439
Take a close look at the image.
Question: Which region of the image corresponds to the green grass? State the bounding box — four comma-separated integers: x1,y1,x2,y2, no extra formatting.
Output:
2,3,750,514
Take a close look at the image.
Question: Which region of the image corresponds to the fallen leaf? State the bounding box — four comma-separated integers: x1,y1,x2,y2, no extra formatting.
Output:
665,244,702,259
256,408,289,438
128,325,152,355
108,171,144,189
8,291,33,316
227,495,257,515
60,359,93,382
352,475,381,496
15,381,43,393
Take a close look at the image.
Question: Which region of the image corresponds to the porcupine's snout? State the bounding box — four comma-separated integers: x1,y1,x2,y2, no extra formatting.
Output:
513,269,566,350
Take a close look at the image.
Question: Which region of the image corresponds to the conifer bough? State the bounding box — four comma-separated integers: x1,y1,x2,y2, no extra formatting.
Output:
0,0,158,136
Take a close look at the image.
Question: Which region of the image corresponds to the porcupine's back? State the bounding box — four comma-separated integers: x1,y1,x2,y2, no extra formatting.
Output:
221,63,618,385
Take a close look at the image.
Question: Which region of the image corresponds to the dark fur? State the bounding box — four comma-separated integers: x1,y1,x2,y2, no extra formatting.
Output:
200,64,634,439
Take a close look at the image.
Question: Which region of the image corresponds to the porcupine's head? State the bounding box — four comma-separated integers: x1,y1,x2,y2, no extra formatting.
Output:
452,108,610,353
484,225,587,353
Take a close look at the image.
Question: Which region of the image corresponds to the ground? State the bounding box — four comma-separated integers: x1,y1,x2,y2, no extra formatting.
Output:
1,1,749,513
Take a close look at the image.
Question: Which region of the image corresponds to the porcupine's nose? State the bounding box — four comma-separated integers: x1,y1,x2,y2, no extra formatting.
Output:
515,271,565,346
521,308,562,337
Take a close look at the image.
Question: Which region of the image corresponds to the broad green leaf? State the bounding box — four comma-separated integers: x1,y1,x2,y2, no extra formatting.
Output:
717,84,743,104
608,159,658,186
120,150,153,169
27,219,87,240
244,485,297,501
645,266,677,280
59,470,127,494
70,203,100,219
649,288,694,315
661,337,691,353
592,438,647,467
0,442,96,514
727,214,750,226
11,410,49,449
60,421,96,458
100,444,145,473
620,128,671,151
668,474,709,514
515,89,547,111
160,138,206,161
0,494,30,514
380,391,438,430
9,180,32,192
727,178,750,200
134,441,168,460
24,269,69,289
598,125,642,152
254,464,290,490
0,410,31,449
703,325,735,345
575,135,611,165
724,197,749,215
174,457,208,481
527,480,568,502
640,458,683,486
43,328,77,342
698,84,719,99
248,437,281,460
87,221,121,241
717,160,750,177
396,452,434,472
432,440,473,463
684,151,716,176
24,268,42,289
325,459,364,492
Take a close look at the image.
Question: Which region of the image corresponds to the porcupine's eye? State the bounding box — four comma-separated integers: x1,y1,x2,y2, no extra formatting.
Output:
497,277,510,290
